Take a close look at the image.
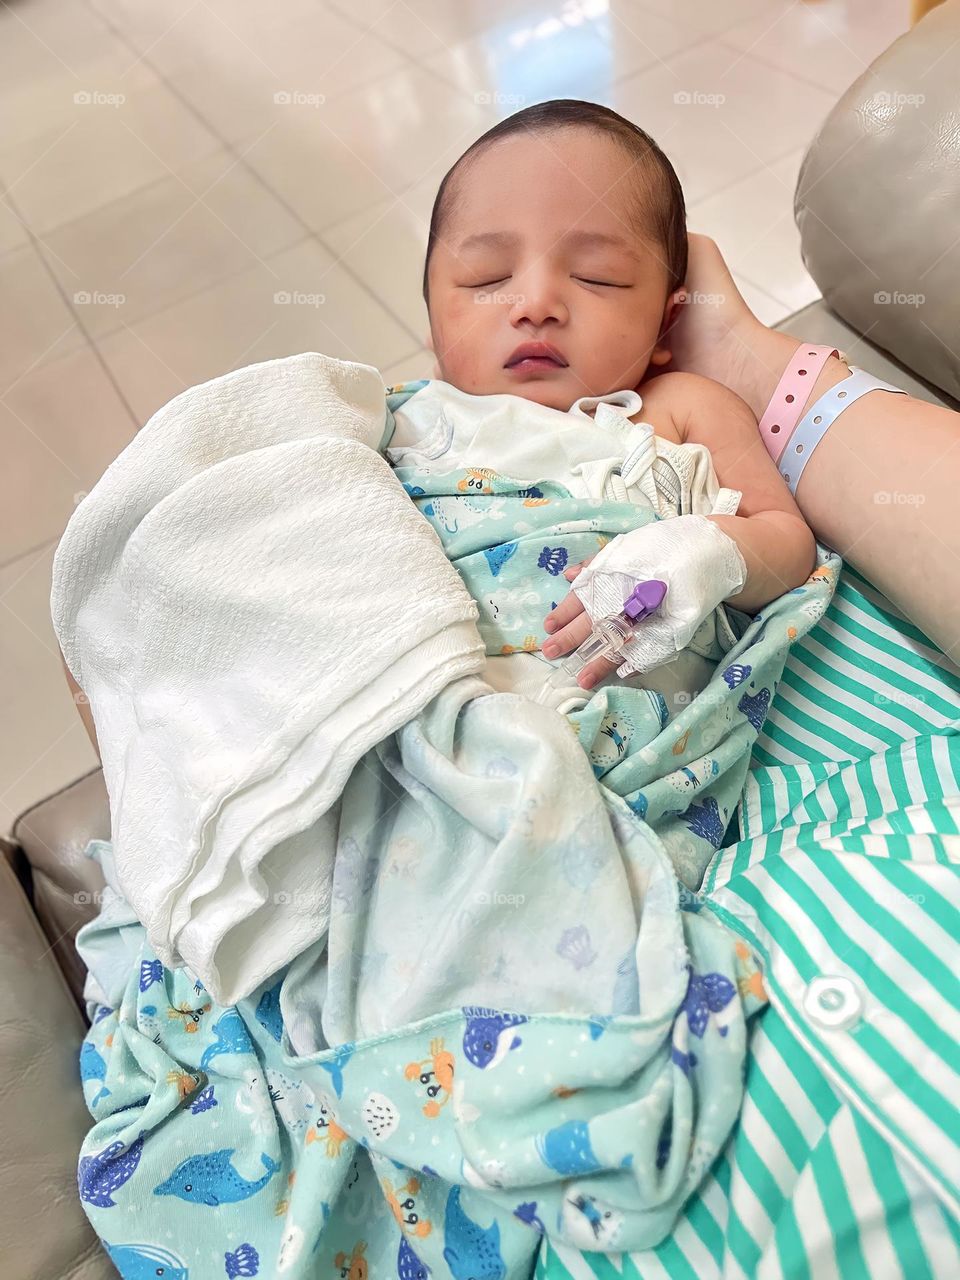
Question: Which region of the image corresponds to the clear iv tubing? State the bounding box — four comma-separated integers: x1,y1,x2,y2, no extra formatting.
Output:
561,579,667,677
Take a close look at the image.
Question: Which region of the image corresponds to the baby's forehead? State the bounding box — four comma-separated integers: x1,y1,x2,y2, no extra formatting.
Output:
448,152,656,246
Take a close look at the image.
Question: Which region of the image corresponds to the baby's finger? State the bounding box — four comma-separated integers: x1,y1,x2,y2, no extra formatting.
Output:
541,611,592,658
544,589,586,634
574,654,621,690
562,553,596,581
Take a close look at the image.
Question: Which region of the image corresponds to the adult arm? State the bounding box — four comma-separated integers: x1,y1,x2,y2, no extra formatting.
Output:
664,234,960,661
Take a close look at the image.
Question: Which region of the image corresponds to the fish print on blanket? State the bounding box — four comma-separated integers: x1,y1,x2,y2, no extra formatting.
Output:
80,1040,110,1107
254,980,284,1043
320,1043,355,1099
397,1237,430,1279
153,1149,279,1206
443,1187,506,1280
536,1120,602,1177
199,1008,252,1072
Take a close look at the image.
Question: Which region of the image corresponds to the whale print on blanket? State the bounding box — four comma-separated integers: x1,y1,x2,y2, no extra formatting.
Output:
78,1134,144,1208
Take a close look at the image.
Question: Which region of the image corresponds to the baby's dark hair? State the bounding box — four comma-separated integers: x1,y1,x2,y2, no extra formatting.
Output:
422,99,687,309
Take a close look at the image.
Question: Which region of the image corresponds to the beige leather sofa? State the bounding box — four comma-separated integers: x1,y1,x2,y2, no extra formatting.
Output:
4,5,958,1276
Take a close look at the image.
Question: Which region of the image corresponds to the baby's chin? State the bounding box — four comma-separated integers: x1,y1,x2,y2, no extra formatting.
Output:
498,380,579,411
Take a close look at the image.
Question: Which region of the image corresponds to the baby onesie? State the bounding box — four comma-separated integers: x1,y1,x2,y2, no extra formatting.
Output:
383,379,746,720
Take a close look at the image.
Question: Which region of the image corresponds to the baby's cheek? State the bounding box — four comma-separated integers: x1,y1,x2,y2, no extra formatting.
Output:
609,334,655,385
436,332,489,393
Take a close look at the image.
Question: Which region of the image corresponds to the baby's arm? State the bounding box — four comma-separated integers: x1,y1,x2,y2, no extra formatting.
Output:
640,372,816,613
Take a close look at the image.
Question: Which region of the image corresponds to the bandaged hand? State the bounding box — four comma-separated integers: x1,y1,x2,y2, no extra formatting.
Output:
576,516,747,676
543,516,747,685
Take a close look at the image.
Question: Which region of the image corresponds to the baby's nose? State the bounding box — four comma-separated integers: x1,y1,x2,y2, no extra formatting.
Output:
508,280,568,327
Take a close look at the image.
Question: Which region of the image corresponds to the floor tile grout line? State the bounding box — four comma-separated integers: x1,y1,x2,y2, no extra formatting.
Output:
729,267,815,319
74,230,316,346
0,1,444,346
0,180,143,430
75,0,444,351
712,30,892,102
0,533,60,578
684,139,809,218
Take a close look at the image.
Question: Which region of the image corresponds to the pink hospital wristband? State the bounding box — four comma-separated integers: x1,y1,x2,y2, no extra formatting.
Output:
758,343,840,463
778,366,908,496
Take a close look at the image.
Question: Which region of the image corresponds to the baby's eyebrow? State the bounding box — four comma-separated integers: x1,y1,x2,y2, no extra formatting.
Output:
456,229,642,262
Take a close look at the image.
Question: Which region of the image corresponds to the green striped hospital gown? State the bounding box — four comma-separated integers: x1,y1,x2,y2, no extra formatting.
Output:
538,565,960,1278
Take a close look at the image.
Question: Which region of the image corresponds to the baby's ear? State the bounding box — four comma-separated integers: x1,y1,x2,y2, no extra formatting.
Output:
662,288,688,335
650,289,687,367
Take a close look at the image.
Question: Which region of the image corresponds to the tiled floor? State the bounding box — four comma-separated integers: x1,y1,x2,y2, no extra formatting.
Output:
1,0,911,831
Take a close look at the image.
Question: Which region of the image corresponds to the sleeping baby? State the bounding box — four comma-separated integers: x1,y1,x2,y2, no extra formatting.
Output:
384,98,815,725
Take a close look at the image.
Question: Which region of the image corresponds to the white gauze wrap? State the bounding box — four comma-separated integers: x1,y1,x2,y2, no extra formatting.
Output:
571,515,748,676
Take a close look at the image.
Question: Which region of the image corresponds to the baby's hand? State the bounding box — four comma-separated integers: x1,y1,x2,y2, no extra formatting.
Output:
541,557,621,690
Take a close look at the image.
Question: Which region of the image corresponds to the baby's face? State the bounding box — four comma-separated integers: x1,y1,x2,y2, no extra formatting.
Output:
426,129,680,412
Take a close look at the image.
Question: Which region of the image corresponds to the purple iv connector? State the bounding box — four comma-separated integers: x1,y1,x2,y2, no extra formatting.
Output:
562,578,668,677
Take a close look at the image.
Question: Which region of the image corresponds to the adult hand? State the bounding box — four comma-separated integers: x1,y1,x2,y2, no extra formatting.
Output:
541,556,621,690
652,234,777,420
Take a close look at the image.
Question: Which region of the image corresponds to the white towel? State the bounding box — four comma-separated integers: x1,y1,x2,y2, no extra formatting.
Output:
51,353,485,1004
